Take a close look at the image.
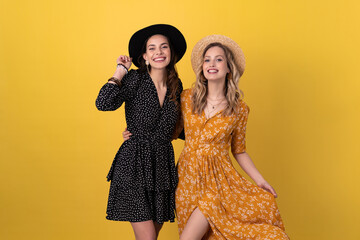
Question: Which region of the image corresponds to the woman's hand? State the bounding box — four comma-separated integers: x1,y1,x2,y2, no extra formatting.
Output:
122,127,132,141
117,55,132,70
110,55,132,84
257,181,278,198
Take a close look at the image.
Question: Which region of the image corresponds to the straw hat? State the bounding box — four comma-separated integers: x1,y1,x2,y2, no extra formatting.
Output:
191,35,245,76
129,24,187,67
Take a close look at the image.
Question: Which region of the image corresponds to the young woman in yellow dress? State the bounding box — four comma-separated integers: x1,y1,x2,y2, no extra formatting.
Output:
174,35,289,240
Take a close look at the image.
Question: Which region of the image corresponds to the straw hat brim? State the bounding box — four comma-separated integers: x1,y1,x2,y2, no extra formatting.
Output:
191,35,245,76
128,24,187,68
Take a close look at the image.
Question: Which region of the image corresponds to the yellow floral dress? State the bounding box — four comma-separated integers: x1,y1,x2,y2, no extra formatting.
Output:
175,89,289,239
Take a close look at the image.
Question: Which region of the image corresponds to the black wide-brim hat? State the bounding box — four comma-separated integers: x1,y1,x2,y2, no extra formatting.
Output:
129,24,187,67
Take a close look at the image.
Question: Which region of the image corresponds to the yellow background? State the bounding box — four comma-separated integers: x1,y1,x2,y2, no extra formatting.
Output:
1,0,359,239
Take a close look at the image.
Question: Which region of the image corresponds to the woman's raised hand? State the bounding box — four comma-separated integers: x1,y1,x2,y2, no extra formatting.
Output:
117,55,132,70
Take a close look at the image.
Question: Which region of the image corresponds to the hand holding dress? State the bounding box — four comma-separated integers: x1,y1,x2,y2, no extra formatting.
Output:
175,89,289,239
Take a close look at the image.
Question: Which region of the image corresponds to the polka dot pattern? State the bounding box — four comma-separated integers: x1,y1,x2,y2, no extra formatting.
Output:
96,69,182,223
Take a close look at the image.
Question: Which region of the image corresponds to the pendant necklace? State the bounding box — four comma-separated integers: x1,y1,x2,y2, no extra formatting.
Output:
205,97,225,119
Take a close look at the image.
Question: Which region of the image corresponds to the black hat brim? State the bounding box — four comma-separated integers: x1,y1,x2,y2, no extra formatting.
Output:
128,24,187,67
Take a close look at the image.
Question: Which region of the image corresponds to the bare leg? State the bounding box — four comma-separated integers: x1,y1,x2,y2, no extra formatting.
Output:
131,220,162,240
154,222,163,238
180,208,210,240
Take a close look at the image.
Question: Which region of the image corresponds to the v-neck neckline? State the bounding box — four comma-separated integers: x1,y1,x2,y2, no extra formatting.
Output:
147,72,168,109
203,106,227,122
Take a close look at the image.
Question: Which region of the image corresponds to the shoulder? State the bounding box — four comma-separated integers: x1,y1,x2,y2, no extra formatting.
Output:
181,88,193,98
239,99,249,111
130,69,144,80
236,99,250,116
120,69,142,86
180,88,193,102
127,69,139,77
122,69,139,81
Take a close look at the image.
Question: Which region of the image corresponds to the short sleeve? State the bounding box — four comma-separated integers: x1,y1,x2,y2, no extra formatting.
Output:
95,69,140,111
231,101,250,154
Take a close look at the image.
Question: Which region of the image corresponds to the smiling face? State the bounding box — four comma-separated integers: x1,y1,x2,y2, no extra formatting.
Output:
202,46,230,82
142,34,171,70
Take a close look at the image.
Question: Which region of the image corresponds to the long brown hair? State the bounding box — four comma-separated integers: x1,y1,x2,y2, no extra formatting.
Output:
192,42,243,115
137,35,180,106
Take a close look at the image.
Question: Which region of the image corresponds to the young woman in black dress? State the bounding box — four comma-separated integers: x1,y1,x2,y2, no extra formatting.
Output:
95,24,186,240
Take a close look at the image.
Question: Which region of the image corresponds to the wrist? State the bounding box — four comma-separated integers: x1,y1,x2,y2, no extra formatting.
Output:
108,77,121,87
113,67,127,79
117,63,128,74
253,177,266,186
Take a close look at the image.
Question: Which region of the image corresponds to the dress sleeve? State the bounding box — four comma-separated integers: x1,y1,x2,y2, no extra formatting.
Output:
95,70,140,111
231,101,250,154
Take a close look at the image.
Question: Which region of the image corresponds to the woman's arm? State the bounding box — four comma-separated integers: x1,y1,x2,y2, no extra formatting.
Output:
233,152,278,198
108,55,132,85
95,56,133,111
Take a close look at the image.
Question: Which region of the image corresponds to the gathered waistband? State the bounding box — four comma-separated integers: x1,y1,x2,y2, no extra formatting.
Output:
183,142,229,157
130,133,171,143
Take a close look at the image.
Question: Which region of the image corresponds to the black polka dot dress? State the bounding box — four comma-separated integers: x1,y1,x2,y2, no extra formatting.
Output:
96,69,182,224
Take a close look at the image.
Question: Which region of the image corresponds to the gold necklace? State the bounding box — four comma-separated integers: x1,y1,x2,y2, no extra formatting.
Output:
207,97,225,110
207,100,223,110
205,98,225,119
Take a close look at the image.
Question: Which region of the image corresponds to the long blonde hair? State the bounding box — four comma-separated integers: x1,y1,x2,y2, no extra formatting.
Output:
192,42,243,116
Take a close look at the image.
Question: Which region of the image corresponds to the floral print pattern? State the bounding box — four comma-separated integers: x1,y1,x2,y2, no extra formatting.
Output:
175,89,289,239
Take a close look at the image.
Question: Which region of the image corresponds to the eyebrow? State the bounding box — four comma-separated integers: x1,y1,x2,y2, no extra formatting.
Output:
147,43,169,47
204,55,225,58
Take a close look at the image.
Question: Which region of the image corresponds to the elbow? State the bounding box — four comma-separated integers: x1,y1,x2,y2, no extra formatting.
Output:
232,150,246,157
95,99,109,111
96,105,105,111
